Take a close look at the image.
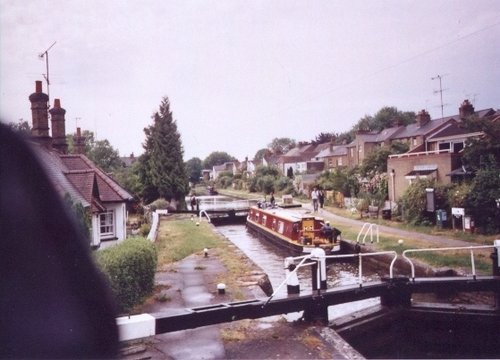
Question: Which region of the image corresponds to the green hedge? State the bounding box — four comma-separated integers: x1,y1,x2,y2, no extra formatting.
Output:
95,238,157,313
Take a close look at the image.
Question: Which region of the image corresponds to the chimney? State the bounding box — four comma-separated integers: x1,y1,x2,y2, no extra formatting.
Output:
49,98,68,154
459,99,475,119
416,109,431,127
73,127,86,154
29,80,51,146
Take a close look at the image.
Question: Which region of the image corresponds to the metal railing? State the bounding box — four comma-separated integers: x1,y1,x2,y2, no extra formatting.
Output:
195,196,260,211
398,244,496,281
267,250,399,304
356,222,379,244
198,210,211,222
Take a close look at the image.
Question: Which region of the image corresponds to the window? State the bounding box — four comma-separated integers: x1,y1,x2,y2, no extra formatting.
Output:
439,142,450,151
453,142,464,153
99,211,114,238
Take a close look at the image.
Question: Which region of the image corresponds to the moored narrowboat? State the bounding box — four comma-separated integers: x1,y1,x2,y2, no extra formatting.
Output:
246,205,341,255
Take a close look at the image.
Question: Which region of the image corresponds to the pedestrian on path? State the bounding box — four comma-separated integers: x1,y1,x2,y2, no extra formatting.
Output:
311,187,319,212
318,189,325,209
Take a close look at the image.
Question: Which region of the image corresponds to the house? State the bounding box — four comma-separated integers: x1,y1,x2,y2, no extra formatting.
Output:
314,143,349,170
212,161,238,179
238,156,257,178
387,100,497,202
28,81,133,249
278,143,324,174
120,153,137,167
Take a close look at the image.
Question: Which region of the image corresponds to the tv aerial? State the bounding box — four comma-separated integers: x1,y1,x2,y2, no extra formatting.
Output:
39,41,57,105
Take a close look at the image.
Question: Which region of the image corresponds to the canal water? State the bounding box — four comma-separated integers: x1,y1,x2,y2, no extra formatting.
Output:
215,223,381,320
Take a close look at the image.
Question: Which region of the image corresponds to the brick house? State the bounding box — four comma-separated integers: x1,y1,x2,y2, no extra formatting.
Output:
387,101,498,203
28,81,133,249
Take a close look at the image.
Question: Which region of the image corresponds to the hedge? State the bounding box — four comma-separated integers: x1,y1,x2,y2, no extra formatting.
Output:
95,237,157,313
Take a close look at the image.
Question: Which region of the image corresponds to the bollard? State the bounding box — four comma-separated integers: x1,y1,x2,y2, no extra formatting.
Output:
310,244,327,291
217,283,226,295
204,248,208,258
284,257,300,294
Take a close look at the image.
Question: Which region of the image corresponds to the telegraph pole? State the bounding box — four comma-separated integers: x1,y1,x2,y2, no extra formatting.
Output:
39,41,57,106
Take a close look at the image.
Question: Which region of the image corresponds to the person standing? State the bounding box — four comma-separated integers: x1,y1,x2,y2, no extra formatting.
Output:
318,189,325,209
270,192,275,206
190,194,197,211
311,187,319,212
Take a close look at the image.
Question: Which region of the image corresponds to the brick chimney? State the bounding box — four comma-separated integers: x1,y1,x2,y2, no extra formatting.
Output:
459,99,475,119
29,81,51,147
416,109,431,127
49,98,68,154
73,127,86,154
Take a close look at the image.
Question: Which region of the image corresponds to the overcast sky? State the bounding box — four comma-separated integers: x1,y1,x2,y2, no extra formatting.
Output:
1,1,499,161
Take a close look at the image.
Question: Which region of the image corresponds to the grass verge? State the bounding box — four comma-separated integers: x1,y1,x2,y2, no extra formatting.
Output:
155,215,253,300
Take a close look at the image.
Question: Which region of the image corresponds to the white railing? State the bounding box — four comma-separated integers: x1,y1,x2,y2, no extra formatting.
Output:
267,250,398,303
397,244,496,280
146,209,168,241
356,223,380,244
199,210,211,222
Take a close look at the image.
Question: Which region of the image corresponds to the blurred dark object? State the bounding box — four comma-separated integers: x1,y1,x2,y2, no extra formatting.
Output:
0,123,118,358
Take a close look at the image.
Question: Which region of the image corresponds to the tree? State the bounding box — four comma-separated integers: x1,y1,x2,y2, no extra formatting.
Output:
203,151,236,169
141,97,189,206
268,137,296,155
8,119,31,136
254,148,271,162
464,161,500,234
311,132,335,145
460,115,500,171
88,139,122,173
353,107,415,132
359,148,392,177
185,157,203,184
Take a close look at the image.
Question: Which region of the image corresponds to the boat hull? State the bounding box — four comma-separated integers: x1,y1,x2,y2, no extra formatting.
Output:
246,218,340,256
246,219,304,255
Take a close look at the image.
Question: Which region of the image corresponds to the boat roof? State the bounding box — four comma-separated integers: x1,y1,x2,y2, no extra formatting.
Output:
251,205,321,222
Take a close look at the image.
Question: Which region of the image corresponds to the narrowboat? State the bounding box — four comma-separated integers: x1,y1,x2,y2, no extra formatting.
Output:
246,205,341,255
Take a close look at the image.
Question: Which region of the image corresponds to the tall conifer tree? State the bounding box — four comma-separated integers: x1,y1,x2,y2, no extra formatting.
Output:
142,97,188,207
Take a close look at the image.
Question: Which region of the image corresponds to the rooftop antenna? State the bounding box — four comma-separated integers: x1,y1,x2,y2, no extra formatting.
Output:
431,74,449,119
38,41,57,106
466,93,479,106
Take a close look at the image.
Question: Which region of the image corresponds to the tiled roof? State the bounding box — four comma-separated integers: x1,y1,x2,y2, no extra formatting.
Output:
30,142,90,207
60,155,133,203
30,143,132,212
391,117,451,139
315,145,348,158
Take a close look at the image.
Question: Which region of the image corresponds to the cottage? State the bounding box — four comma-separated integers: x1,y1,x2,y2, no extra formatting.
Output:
28,81,133,249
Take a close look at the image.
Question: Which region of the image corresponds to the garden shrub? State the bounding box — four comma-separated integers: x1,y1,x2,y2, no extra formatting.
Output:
95,237,157,313
140,223,151,237
149,198,169,211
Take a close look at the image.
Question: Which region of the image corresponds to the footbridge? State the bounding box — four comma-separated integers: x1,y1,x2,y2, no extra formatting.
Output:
185,195,260,220
117,243,500,341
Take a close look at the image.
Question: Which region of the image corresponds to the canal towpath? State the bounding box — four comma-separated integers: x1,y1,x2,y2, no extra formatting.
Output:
300,202,490,249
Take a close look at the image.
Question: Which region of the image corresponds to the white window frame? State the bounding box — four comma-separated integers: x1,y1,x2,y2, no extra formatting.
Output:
99,211,115,239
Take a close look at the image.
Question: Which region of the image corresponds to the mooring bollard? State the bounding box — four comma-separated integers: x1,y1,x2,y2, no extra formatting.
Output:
310,243,327,291
217,283,226,295
284,257,300,294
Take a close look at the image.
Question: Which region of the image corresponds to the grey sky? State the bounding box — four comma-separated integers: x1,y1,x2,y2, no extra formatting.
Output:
1,1,499,161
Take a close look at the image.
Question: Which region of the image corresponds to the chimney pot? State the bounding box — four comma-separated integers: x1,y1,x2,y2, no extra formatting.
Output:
54,98,61,108
35,80,43,93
